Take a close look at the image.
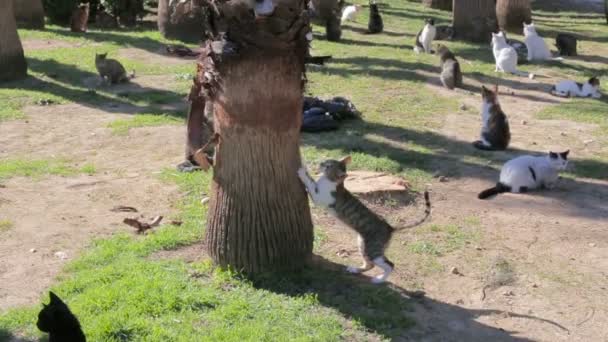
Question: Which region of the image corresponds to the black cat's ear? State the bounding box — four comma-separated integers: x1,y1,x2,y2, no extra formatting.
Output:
560,150,570,159
549,152,558,159
339,156,352,165
49,292,63,305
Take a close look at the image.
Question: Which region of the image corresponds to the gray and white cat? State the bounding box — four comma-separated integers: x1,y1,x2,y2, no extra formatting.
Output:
298,156,431,283
414,19,436,54
95,53,134,84
436,44,462,90
492,31,533,78
478,150,569,199
550,77,601,98
473,85,510,151
523,22,561,61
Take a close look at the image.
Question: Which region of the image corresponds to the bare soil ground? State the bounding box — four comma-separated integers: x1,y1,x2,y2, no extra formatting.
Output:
2,37,608,342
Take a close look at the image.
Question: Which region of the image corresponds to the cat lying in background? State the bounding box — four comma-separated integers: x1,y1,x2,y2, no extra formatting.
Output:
298,156,431,284
550,77,601,98
37,292,86,342
473,85,511,151
478,151,569,199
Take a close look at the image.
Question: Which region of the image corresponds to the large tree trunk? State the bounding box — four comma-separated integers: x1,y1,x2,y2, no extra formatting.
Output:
195,0,314,273
452,0,498,43
1,0,28,82
423,0,452,11
496,0,531,34
13,0,45,29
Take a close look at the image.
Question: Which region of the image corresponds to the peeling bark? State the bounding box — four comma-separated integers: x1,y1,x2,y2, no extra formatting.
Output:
191,0,314,272
453,0,498,43
496,0,531,34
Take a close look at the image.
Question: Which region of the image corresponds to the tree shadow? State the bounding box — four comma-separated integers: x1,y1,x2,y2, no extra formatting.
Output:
250,255,569,341
0,329,39,342
5,57,188,118
320,56,437,82
341,24,411,37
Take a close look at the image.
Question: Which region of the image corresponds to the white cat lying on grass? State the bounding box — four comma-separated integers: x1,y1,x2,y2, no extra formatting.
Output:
550,77,602,98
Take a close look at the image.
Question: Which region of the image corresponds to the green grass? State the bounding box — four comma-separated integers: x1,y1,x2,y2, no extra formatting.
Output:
79,163,97,175
108,113,183,134
0,170,414,341
0,220,13,233
537,98,608,133
0,158,77,180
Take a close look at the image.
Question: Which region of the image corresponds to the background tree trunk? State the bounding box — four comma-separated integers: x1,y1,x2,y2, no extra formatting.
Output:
452,0,498,43
605,0,607,24
157,0,207,42
198,0,314,272
496,0,531,34
1,0,28,81
13,0,45,29
423,0,452,11
311,0,343,41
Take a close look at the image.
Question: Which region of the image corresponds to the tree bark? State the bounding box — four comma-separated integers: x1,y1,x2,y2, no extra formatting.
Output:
311,0,343,41
13,0,45,29
452,0,498,43
157,0,207,42
195,0,314,273
1,0,28,82
605,0,607,24
423,0,452,11
496,0,531,34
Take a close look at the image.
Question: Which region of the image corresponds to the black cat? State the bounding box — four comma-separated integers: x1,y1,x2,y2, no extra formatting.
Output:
37,292,86,342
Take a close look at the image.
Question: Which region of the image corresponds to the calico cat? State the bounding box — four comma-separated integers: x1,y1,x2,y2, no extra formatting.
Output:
341,5,361,23
492,31,532,78
523,22,558,61
555,33,577,56
367,1,383,34
478,151,569,199
95,53,134,84
473,85,511,151
37,292,86,342
436,44,462,90
70,3,89,33
414,18,436,54
550,77,602,98
298,157,431,284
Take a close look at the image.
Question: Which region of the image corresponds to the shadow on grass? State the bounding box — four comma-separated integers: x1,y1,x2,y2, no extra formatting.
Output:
341,24,411,37
0,329,39,342
249,255,565,341
321,56,437,82
4,57,187,118
302,119,608,218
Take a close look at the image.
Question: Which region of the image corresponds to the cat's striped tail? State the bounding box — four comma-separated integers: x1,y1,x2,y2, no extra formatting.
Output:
394,191,431,231
478,182,511,200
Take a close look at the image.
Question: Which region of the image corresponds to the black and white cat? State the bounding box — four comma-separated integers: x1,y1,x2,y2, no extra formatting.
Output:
478,151,570,199
37,292,86,342
414,19,436,54
298,157,431,283
473,85,511,151
550,77,602,98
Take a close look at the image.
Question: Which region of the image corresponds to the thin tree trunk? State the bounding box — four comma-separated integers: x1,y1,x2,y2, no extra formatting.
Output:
496,0,531,34
13,0,45,29
0,0,28,82
196,0,314,273
312,0,343,41
452,0,498,43
423,0,452,11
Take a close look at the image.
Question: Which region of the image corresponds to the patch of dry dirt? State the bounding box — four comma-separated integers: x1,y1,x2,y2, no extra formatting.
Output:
0,103,185,310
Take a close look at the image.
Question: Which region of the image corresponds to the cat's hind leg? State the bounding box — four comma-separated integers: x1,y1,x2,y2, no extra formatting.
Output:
347,235,374,274
371,256,394,284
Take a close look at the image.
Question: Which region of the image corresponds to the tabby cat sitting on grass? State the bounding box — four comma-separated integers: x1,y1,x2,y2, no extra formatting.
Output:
298,156,431,284
95,53,135,84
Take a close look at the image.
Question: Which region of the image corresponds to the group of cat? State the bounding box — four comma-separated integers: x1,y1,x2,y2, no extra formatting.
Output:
296,11,604,285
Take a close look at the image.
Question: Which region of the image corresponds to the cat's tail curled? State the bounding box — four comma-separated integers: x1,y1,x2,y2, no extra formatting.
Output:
394,191,431,231
478,182,511,200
